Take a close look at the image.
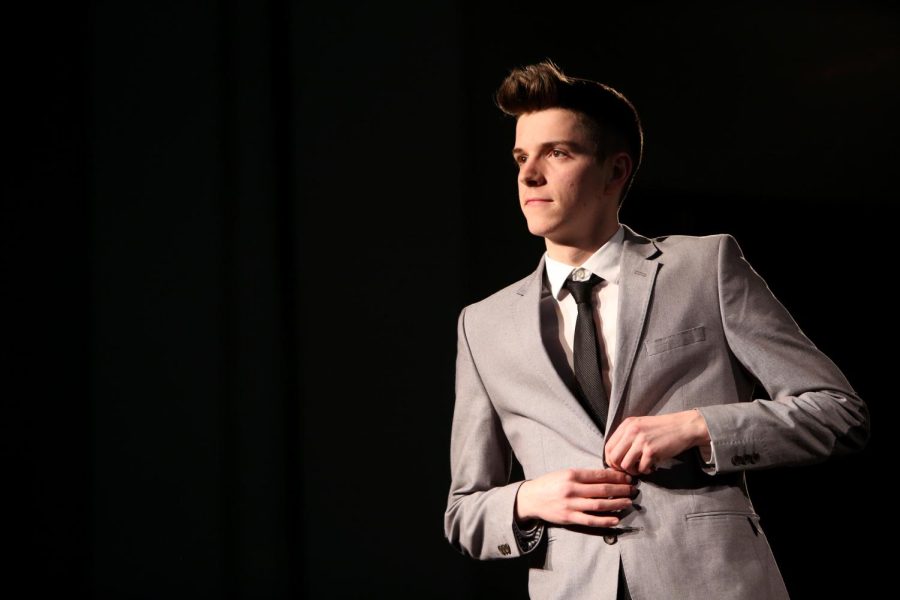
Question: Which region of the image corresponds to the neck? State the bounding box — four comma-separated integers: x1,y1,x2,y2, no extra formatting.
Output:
545,220,620,266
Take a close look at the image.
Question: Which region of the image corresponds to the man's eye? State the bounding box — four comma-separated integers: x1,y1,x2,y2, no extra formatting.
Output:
550,149,566,158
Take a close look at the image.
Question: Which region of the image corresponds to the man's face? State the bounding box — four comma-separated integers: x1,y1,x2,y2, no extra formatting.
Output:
512,108,619,246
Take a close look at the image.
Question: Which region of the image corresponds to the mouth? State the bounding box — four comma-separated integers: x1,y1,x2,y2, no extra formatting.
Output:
524,198,552,205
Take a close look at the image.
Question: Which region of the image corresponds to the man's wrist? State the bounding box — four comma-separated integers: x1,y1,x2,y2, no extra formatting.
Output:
690,408,712,447
514,479,534,523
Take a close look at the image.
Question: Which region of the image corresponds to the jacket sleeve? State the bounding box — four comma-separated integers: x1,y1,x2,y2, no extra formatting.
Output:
444,306,544,559
696,234,870,475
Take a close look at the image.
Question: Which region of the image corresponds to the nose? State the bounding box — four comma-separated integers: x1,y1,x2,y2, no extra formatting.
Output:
518,157,545,187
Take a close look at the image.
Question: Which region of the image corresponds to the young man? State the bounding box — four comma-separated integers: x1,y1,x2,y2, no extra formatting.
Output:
444,61,869,600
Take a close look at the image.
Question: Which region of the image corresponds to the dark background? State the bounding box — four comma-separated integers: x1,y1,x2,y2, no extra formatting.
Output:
4,1,895,597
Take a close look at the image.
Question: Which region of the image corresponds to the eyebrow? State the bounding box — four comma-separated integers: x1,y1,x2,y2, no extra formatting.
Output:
511,140,589,157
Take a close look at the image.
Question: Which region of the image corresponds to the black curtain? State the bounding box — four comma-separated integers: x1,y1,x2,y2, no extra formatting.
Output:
4,1,894,597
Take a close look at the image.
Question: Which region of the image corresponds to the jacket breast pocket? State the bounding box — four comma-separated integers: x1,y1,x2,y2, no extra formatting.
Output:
684,509,763,537
644,325,706,356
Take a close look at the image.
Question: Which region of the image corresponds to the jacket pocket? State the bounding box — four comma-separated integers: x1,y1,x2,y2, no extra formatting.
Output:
684,509,762,536
645,325,706,356
684,509,760,521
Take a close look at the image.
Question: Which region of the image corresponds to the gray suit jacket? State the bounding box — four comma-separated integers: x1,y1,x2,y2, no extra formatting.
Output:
444,224,869,599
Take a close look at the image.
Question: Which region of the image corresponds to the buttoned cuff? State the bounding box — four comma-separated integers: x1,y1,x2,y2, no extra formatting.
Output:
511,481,545,555
512,517,545,554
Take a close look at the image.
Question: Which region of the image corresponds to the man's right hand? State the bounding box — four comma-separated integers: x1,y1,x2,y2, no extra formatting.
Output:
514,468,635,528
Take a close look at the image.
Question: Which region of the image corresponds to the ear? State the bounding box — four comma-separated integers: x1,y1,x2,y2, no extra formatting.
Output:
607,151,633,190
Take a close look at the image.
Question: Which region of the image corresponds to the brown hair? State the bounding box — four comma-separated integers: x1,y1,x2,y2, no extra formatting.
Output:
495,60,643,203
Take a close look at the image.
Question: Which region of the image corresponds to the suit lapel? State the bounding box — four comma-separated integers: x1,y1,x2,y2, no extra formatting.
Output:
510,225,663,444
512,255,604,442
608,225,662,430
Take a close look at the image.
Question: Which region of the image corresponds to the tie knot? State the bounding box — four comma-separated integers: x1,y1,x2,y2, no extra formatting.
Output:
564,273,603,304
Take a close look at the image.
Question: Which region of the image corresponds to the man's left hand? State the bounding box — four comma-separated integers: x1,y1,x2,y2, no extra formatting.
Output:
604,409,711,476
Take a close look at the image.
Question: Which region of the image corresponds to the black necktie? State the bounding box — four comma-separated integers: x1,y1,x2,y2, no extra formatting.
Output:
564,273,609,434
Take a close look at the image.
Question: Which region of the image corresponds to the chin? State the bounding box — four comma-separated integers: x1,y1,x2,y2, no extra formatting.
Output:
526,224,551,238
524,218,556,238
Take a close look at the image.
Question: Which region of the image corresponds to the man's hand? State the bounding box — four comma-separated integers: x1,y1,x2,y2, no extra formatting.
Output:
514,468,635,527
604,409,711,476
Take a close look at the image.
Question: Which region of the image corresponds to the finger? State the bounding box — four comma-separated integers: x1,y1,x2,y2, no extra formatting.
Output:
604,444,620,471
604,436,622,470
573,482,635,499
604,425,621,451
604,428,634,471
619,442,645,476
570,497,633,513
570,468,633,484
570,512,621,528
638,452,658,475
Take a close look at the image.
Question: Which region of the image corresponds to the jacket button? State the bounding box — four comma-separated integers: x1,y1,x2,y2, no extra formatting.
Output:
603,534,618,545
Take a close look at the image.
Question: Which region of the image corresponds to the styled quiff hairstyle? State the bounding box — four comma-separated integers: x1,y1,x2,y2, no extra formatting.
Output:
495,60,643,204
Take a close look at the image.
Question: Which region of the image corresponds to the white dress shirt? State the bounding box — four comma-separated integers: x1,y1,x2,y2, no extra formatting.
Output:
542,225,624,396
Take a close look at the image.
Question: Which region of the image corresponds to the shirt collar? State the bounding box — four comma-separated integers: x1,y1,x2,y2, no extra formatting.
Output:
544,225,625,299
